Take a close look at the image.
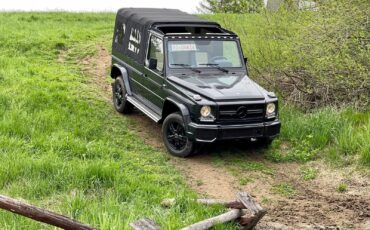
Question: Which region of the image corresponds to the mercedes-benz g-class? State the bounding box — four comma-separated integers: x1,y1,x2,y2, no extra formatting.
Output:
111,8,281,157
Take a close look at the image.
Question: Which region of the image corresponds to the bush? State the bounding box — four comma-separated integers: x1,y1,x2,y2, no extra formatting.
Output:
198,0,264,13
203,0,369,108
287,0,369,107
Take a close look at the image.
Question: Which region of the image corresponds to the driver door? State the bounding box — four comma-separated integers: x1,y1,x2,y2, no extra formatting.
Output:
138,34,165,114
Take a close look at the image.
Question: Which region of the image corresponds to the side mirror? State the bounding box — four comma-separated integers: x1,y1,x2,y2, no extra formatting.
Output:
244,57,248,64
148,58,158,70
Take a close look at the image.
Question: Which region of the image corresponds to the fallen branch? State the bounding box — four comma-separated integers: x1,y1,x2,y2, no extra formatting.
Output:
161,192,266,229
181,209,247,230
0,195,97,230
236,192,267,230
161,198,245,209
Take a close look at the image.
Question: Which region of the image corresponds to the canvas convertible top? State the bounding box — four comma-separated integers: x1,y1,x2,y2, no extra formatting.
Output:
117,8,220,28
113,8,224,64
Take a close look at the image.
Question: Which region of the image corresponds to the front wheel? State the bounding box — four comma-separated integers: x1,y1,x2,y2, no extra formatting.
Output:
162,113,194,157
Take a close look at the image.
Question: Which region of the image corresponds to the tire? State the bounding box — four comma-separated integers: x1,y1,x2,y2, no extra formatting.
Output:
113,77,133,114
162,112,194,157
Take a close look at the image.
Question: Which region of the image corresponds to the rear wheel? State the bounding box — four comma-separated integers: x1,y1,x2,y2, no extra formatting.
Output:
162,113,194,157
113,77,133,114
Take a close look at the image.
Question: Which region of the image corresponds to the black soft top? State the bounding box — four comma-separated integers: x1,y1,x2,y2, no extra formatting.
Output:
117,8,220,28
113,8,224,64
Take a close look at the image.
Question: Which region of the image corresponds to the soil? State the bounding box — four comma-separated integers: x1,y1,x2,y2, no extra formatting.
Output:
76,46,370,230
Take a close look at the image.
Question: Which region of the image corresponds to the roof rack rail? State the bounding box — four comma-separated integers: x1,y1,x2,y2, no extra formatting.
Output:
205,32,230,35
165,33,192,35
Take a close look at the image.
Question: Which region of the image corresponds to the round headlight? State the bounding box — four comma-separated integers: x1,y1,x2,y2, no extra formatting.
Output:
200,106,211,117
266,103,276,114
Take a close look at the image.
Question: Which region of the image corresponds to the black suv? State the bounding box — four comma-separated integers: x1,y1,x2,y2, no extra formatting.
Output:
111,8,281,157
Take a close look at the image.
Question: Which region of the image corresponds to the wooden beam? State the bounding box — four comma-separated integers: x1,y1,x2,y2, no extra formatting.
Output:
130,218,162,230
0,195,97,230
180,209,247,230
161,198,245,209
236,192,267,230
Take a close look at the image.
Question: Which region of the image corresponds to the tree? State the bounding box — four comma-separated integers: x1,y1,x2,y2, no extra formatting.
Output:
198,0,264,13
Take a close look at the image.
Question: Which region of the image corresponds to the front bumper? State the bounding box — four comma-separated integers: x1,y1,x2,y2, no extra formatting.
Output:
187,120,281,143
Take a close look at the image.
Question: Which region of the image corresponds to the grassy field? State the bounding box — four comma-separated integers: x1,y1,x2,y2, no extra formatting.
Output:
0,11,368,229
0,13,231,229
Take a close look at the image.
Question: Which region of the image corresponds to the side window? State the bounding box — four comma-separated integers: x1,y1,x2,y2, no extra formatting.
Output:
115,23,126,45
147,36,164,72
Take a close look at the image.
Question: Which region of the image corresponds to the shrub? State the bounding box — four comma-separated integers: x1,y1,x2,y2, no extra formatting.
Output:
204,0,369,108
198,0,264,13
286,0,369,107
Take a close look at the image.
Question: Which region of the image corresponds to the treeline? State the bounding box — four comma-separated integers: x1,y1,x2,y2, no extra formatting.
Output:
203,0,369,108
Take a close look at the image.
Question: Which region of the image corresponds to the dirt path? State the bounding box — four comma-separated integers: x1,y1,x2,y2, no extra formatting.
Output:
77,46,370,230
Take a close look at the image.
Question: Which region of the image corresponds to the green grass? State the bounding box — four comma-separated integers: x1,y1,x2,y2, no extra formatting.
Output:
337,183,348,193
266,106,370,166
271,183,296,198
0,10,368,229
300,167,318,181
0,12,231,229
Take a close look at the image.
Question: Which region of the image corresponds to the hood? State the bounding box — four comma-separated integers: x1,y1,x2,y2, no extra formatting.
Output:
167,73,266,101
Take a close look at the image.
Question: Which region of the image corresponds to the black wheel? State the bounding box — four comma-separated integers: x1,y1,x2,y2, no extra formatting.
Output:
113,77,133,114
162,113,194,157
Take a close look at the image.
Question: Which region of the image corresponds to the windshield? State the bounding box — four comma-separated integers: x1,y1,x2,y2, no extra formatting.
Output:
167,40,243,69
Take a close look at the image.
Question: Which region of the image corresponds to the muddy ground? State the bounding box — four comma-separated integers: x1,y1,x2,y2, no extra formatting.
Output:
78,46,370,230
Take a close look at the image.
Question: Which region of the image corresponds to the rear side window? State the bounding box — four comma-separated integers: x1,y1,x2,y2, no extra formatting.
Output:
115,23,126,45
147,36,164,72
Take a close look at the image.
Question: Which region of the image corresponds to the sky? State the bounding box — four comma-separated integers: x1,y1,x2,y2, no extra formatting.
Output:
0,0,204,13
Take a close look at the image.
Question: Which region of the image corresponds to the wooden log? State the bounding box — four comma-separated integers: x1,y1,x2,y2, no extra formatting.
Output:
236,192,267,230
181,209,247,230
161,198,245,209
0,195,97,230
130,218,162,230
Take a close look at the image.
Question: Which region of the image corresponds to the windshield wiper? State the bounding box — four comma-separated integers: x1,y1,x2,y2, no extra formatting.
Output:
199,63,229,73
171,64,201,73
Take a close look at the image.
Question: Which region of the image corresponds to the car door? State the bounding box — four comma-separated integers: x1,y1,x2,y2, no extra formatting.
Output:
138,34,166,115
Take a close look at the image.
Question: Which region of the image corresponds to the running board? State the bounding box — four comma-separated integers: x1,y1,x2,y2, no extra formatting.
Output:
126,96,161,123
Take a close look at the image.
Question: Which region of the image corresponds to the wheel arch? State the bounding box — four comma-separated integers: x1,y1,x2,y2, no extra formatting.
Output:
161,97,191,125
110,64,132,96
111,64,128,79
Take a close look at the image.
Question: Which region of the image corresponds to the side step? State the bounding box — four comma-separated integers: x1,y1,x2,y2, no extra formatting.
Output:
126,96,161,123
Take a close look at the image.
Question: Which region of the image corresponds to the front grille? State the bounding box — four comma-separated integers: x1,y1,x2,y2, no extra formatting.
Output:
218,104,265,123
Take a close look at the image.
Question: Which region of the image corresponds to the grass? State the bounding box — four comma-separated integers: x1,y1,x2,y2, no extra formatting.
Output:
238,177,253,186
265,106,370,167
271,183,296,198
0,10,368,229
0,12,232,229
300,167,318,181
337,183,348,193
